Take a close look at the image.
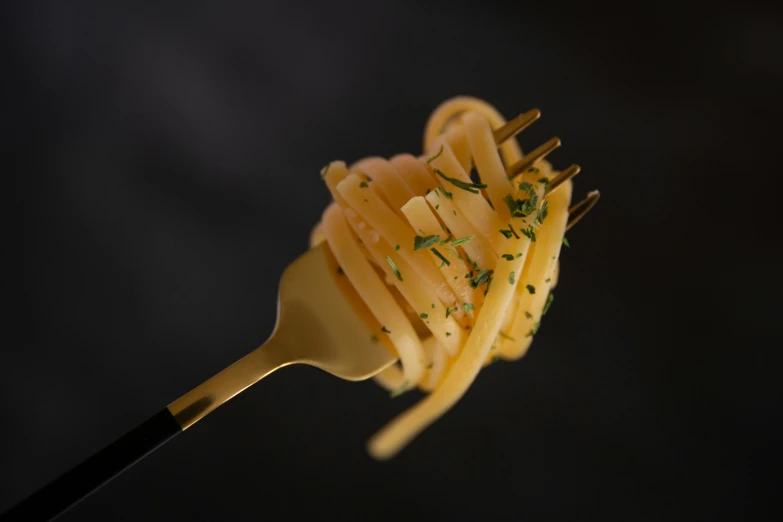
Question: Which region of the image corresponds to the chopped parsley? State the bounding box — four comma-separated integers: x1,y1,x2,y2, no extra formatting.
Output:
563,236,570,247
431,303,435,309
390,380,410,398
381,326,391,333
500,229,513,239
528,167,540,174
433,168,487,194
395,244,400,251
545,277,551,282
519,225,537,242
386,256,403,281
445,307,457,318
470,269,494,289
414,234,440,251
498,331,516,341
451,235,474,247
509,271,515,285
543,293,554,315
431,247,450,267
501,254,515,261
535,200,549,225
504,191,538,218
516,253,522,258
359,181,369,188
518,181,534,196
445,332,452,337
524,311,533,319
420,313,429,319
462,303,474,311
437,186,453,199
435,204,440,210
427,145,444,163
538,177,550,190
320,164,330,179
525,284,536,294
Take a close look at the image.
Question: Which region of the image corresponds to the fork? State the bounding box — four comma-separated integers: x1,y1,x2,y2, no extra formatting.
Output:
2,110,598,522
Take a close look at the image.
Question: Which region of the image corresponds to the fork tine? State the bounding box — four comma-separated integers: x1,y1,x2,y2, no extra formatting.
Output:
566,191,600,231
506,137,561,178
493,109,541,144
546,164,581,195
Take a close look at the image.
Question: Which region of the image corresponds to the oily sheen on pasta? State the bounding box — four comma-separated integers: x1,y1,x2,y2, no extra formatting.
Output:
310,97,572,459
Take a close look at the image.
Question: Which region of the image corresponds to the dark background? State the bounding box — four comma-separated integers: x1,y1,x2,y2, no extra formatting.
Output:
8,1,782,520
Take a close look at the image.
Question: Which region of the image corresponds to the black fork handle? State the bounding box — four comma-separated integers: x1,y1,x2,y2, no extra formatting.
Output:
1,408,182,522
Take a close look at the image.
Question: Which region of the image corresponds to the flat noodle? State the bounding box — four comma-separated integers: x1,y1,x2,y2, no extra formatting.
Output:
314,97,572,459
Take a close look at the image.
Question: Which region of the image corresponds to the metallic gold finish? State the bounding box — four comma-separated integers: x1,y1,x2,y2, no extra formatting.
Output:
506,137,562,178
167,243,397,429
566,190,600,231
547,164,581,195
492,108,541,144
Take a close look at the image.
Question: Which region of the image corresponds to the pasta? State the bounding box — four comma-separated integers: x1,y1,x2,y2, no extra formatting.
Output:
311,97,573,459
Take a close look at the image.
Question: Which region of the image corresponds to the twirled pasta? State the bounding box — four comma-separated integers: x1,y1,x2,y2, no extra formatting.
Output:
310,97,572,459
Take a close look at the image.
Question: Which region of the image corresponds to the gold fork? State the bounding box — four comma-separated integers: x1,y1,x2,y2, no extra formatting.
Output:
2,110,599,522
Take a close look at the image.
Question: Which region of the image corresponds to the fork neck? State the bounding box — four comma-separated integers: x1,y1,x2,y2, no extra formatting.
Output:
166,334,293,430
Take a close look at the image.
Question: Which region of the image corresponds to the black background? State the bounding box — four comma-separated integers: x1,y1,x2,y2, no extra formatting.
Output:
8,1,783,520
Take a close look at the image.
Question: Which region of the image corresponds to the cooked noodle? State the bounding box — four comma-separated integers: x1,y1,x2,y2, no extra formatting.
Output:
311,97,572,459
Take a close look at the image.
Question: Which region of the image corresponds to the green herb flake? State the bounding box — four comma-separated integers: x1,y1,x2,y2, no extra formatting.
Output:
501,254,515,261
437,186,454,199
381,326,391,333
320,164,330,179
414,234,440,251
470,269,494,289
504,190,538,218
543,293,554,315
545,277,551,282
528,167,540,174
435,204,440,210
420,313,429,319
516,253,522,258
390,380,411,398
519,225,536,242
524,311,533,319
446,332,452,337
563,236,570,247
526,284,536,294
433,168,487,194
427,145,444,163
463,303,474,311
430,247,451,267
498,331,516,341
451,235,474,247
395,244,400,251
359,181,369,188
386,256,403,281
500,229,513,239
535,200,549,225
518,181,534,195
431,303,435,309
509,271,515,285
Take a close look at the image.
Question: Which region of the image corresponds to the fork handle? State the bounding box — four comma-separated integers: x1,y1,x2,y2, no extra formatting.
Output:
1,408,182,522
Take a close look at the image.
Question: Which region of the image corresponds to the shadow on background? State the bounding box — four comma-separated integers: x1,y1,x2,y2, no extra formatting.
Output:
10,1,782,520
